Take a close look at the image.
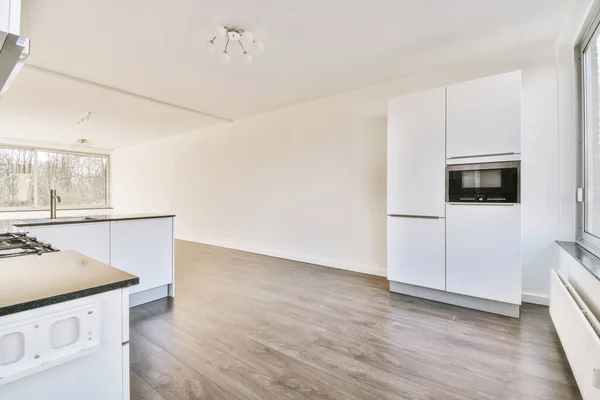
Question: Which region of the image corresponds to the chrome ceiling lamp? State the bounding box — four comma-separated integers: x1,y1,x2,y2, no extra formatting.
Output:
73,138,94,147
205,26,264,64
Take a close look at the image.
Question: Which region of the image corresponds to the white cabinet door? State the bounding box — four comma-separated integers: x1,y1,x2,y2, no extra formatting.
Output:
387,87,446,217
446,71,521,159
387,216,446,290
446,204,521,304
110,218,173,294
26,222,110,264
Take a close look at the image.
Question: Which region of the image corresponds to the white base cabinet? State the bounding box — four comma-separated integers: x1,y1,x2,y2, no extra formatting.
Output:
387,216,445,291
26,222,110,265
0,289,130,400
445,204,521,305
19,217,174,301
110,218,174,294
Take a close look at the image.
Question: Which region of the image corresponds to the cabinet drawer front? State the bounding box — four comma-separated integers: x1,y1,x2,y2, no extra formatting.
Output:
446,204,521,304
387,216,445,291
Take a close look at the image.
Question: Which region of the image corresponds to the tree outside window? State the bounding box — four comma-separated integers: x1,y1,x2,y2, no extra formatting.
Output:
0,147,108,209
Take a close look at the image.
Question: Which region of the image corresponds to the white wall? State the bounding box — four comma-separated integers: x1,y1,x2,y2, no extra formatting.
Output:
112,42,560,298
113,95,388,276
521,67,560,303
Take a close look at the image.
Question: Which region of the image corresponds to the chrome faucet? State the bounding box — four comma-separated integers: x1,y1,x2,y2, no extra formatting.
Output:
50,189,61,219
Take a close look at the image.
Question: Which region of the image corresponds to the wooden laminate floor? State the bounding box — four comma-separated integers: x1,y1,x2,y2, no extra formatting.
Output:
129,240,581,400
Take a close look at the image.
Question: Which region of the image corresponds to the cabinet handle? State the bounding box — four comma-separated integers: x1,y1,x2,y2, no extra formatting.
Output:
387,214,442,219
447,152,517,159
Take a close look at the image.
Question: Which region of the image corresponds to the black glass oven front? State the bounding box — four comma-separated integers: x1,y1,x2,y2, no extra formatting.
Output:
446,161,520,203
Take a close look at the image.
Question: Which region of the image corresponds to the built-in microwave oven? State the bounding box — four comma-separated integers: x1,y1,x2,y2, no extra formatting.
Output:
446,161,520,203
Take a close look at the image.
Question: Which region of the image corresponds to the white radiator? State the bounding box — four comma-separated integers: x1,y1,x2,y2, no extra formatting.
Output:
550,270,600,399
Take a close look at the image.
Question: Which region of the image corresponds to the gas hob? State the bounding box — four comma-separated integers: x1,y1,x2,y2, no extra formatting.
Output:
0,233,59,259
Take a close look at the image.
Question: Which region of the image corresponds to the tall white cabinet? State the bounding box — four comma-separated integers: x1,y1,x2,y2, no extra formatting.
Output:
387,70,522,318
387,87,446,291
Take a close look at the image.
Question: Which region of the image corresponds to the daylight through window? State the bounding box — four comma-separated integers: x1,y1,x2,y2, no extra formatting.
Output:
0,147,108,209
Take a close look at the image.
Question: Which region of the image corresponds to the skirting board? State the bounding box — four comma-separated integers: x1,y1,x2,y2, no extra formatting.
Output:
176,235,387,277
522,292,550,306
130,285,170,307
390,280,520,318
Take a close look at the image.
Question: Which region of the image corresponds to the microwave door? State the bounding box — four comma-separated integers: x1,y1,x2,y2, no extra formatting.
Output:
446,161,520,203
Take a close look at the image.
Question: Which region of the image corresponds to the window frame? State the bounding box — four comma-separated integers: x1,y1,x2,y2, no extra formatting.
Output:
578,4,600,252
0,144,111,212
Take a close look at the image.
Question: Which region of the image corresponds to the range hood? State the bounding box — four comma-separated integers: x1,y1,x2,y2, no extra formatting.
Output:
0,29,29,97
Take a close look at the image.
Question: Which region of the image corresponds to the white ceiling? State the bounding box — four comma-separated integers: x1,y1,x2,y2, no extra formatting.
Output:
0,0,573,150
0,66,223,151
20,0,572,122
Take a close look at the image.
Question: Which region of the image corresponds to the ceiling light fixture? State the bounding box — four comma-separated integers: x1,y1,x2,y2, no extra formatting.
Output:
73,138,94,147
206,26,264,64
76,111,91,125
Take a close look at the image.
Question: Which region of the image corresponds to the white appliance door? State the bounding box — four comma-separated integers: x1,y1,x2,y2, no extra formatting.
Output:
446,70,521,159
446,204,521,305
387,87,446,217
387,216,446,291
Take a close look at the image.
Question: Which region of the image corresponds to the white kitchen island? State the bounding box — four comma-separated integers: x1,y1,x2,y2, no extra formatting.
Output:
0,251,138,400
13,214,175,307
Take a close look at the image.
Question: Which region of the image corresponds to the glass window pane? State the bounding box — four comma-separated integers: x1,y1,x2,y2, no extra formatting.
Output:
584,27,600,237
0,148,34,207
36,151,107,208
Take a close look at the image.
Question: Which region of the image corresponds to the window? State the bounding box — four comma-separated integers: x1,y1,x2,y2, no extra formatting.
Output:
580,9,600,249
0,147,108,210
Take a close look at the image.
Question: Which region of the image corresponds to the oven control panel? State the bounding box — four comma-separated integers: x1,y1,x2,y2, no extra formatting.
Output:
452,194,513,203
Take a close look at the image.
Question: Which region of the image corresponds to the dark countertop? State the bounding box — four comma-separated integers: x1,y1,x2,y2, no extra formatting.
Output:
12,213,175,227
0,250,138,316
556,240,600,282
